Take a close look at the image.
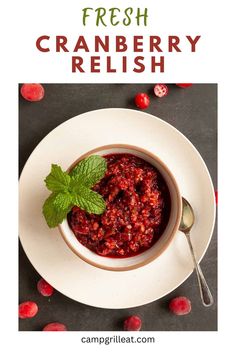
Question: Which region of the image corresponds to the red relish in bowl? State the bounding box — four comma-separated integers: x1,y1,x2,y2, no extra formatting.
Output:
68,153,171,258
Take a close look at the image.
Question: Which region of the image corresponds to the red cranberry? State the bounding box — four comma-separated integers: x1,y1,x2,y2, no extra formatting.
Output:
169,296,191,315
215,190,218,205
20,83,45,101
124,315,142,331
134,93,150,109
154,84,168,97
37,278,54,297
42,322,67,331
19,301,38,319
176,84,193,88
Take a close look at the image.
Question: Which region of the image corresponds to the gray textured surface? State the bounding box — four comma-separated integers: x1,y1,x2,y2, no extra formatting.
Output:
19,84,217,331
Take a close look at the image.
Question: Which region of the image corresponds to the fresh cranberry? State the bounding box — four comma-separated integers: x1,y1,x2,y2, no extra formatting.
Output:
154,84,168,97
134,93,150,109
169,296,191,315
20,83,45,101
215,190,218,205
176,84,193,88
37,278,54,297
42,322,67,331
19,301,38,319
124,315,142,331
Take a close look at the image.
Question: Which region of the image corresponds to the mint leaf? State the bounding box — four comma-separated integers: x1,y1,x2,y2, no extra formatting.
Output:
43,193,71,228
70,155,107,188
43,156,108,228
53,192,72,210
45,164,71,193
72,185,106,215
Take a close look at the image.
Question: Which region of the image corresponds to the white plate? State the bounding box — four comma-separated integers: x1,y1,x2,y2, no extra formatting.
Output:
19,108,216,309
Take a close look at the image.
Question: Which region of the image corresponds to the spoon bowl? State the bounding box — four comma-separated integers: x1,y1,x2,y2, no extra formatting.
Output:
180,197,214,307
179,197,195,233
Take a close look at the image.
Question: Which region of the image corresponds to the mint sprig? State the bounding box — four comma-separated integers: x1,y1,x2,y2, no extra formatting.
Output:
43,155,107,228
70,155,107,188
45,164,70,192
43,193,72,228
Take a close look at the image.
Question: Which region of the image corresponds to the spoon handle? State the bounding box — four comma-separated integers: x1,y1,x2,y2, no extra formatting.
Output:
185,232,214,307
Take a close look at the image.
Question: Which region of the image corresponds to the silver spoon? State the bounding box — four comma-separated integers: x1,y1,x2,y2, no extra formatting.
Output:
179,197,214,307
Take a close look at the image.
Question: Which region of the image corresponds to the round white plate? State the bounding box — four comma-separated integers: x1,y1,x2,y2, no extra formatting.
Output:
19,108,216,309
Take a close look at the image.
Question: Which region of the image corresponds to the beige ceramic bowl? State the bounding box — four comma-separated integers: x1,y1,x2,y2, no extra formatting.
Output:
58,144,182,271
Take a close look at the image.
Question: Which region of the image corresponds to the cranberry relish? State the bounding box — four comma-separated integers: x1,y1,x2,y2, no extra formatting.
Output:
68,153,171,257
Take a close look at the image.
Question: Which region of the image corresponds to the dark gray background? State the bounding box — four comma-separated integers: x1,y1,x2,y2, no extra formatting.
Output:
19,84,217,331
